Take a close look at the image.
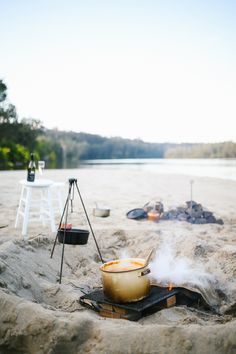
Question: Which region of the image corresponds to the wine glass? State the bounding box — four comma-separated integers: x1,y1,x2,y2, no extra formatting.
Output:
38,160,45,175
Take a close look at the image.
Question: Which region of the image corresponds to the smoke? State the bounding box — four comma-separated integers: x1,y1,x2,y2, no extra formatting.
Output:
117,243,221,307
149,241,220,307
118,249,132,260
118,245,214,288
150,242,212,286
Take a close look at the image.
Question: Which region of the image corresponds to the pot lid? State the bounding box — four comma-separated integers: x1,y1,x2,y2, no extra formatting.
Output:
126,208,147,220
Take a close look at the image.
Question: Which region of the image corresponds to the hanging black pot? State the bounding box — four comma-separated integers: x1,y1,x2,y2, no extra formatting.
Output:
57,228,89,245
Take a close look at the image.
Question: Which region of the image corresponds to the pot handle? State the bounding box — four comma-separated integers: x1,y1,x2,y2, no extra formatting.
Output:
139,268,151,277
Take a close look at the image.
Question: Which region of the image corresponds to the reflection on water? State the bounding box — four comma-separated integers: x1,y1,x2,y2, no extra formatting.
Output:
79,158,236,181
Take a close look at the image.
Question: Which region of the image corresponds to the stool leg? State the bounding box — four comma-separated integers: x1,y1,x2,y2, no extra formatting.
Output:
15,186,25,228
47,187,56,232
57,188,63,215
22,187,32,240
40,189,46,226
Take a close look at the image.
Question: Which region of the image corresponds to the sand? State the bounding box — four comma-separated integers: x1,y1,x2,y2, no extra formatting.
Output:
0,167,236,354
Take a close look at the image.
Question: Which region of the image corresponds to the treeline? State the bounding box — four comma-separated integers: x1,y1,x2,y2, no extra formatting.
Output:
0,80,63,170
165,142,236,158
1,79,236,170
48,131,236,166
46,129,175,167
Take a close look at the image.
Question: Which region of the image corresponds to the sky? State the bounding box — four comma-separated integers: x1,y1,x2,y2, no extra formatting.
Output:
0,0,236,143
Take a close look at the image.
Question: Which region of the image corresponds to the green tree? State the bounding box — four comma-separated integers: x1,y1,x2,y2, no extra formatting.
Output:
0,80,43,169
0,81,7,103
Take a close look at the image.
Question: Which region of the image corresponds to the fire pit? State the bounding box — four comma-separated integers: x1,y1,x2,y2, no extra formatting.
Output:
162,200,224,224
80,285,211,321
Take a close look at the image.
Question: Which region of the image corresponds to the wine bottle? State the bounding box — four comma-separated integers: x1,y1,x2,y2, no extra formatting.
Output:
27,153,36,182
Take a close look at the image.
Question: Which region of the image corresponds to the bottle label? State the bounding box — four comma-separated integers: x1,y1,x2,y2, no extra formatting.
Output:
27,170,35,182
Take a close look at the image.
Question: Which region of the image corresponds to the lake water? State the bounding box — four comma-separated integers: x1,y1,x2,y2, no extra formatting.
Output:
80,158,236,181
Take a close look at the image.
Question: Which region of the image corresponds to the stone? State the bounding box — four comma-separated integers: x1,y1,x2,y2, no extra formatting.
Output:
216,218,224,225
194,218,207,224
186,200,198,208
188,217,196,224
158,200,223,225
206,215,217,223
176,206,186,213
203,211,213,218
161,212,170,220
186,208,203,218
177,213,188,221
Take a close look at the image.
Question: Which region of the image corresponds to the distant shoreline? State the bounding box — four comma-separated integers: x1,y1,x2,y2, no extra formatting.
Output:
1,157,236,181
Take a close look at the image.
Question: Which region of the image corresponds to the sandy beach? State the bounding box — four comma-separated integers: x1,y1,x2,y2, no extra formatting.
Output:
0,167,236,354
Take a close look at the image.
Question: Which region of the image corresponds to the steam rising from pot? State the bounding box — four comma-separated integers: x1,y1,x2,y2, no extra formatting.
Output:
149,241,220,307
149,242,212,286
118,243,220,308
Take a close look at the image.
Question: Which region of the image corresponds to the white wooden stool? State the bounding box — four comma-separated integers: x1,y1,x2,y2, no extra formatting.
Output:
15,179,56,239
50,182,65,216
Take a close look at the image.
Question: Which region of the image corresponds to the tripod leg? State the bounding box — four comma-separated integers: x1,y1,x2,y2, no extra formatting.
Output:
50,233,58,259
59,193,70,284
75,181,104,263
50,185,72,258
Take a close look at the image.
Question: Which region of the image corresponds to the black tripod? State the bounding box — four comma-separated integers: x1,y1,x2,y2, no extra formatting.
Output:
50,178,104,283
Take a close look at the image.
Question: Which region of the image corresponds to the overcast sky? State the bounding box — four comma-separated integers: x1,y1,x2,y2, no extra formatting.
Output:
1,0,236,143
